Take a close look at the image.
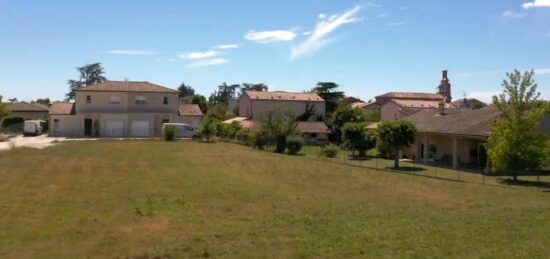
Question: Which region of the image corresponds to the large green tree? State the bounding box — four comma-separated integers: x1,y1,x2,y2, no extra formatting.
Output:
377,120,417,169
331,103,366,143
66,63,107,100
487,70,549,179
191,94,208,114
312,82,344,117
35,98,51,105
0,95,10,121
209,82,240,105
261,109,297,153
240,83,268,95
341,122,376,157
177,82,195,98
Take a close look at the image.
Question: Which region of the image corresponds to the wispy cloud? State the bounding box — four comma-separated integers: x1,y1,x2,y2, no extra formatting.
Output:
290,5,363,60
185,58,230,68
501,10,526,19
522,0,550,9
104,49,155,56
387,21,407,26
244,30,297,42
178,50,220,60
213,44,239,49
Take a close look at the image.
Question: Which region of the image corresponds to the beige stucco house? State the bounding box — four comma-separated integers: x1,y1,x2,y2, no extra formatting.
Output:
49,81,203,138
224,91,330,144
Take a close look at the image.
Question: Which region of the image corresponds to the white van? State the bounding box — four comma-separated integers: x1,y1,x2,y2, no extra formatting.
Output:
23,120,45,136
162,123,199,138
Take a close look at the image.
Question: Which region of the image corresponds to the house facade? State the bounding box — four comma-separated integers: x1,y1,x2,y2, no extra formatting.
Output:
5,102,49,120
49,81,202,138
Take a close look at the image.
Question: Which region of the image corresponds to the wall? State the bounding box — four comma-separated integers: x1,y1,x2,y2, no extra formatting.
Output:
249,100,325,120
402,133,485,166
380,101,401,121
75,91,179,114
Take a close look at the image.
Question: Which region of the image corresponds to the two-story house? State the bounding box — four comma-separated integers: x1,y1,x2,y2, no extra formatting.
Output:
49,81,203,137
224,91,330,144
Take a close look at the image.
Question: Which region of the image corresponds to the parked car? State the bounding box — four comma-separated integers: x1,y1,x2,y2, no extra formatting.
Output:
23,120,45,136
162,123,199,138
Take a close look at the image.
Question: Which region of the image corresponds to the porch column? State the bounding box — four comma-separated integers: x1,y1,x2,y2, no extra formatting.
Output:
422,135,428,163
452,137,458,169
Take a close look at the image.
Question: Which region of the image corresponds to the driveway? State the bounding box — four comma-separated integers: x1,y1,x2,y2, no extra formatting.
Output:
0,135,66,151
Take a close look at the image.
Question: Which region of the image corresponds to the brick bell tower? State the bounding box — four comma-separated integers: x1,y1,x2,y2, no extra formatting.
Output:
438,70,452,103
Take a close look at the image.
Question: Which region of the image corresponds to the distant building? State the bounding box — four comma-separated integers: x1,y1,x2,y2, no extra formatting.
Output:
450,98,485,109
5,102,49,120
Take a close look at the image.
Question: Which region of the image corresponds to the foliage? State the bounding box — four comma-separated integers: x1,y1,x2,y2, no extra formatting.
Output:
65,63,107,100
0,95,10,121
219,121,242,139
236,130,251,145
191,94,208,114
261,109,297,144
286,135,304,155
1,116,24,128
341,122,376,157
275,135,287,153
311,82,344,117
471,102,486,109
177,82,195,98
297,103,316,121
488,70,549,179
164,125,176,141
377,120,417,168
319,144,340,158
205,103,228,120
376,141,392,159
364,109,381,122
35,98,51,105
8,98,17,103
251,131,265,150
209,82,240,105
240,83,268,95
199,117,219,142
331,103,366,144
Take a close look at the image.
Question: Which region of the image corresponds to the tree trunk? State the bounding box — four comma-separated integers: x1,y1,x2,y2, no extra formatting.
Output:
394,156,399,169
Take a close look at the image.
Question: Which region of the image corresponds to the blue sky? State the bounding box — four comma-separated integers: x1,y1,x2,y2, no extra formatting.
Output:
1,0,549,102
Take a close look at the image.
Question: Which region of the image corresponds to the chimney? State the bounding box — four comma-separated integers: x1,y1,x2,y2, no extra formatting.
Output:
438,69,452,103
438,102,445,115
442,70,448,79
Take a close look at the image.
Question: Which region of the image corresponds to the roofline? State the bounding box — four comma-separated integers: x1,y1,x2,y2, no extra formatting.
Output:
75,89,179,93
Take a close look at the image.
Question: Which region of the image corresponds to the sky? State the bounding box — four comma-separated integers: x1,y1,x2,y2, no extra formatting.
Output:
0,0,549,103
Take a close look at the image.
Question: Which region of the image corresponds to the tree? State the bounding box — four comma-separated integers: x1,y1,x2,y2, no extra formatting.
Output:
205,103,228,121
240,83,268,95
199,117,219,142
209,82,240,105
487,70,549,179
377,120,417,169
192,94,208,114
66,63,107,100
261,109,297,152
331,104,365,143
297,103,316,121
8,98,17,103
0,95,10,120
35,98,51,105
178,82,195,98
341,122,377,157
312,82,344,117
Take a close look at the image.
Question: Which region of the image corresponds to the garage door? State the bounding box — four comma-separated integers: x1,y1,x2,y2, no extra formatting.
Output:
131,121,149,137
104,121,124,137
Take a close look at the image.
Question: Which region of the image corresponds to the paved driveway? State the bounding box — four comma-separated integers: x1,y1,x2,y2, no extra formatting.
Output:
0,135,66,151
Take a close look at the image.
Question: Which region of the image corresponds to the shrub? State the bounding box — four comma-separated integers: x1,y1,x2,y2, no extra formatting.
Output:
286,135,304,155
199,117,219,142
40,120,49,132
274,134,287,153
341,122,376,157
1,116,24,128
319,144,339,158
236,130,250,145
251,131,265,150
164,125,176,141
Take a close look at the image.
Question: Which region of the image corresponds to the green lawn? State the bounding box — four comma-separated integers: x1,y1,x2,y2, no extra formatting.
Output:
0,141,549,258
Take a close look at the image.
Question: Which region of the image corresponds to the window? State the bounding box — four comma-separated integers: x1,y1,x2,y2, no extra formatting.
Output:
162,119,169,125
135,96,146,104
53,119,60,130
163,96,169,105
86,95,91,103
109,95,121,104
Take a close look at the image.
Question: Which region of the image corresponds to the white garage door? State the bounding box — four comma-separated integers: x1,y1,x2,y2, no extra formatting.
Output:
104,121,124,137
131,121,149,137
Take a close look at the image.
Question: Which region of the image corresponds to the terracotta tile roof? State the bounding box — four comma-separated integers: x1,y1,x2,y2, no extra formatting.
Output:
378,92,445,100
245,91,324,102
296,121,330,133
392,99,454,109
351,101,379,109
402,105,501,137
450,98,485,108
6,102,49,112
76,81,178,93
49,102,75,115
179,104,203,116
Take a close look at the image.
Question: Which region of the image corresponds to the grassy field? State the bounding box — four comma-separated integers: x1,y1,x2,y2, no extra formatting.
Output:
0,140,549,258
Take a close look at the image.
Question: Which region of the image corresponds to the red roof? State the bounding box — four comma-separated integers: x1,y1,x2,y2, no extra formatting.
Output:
378,92,444,100
49,102,75,115
179,104,203,116
6,102,49,112
76,81,178,93
245,91,324,102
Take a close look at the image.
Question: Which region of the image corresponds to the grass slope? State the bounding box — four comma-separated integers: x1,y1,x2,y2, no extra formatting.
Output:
0,141,548,258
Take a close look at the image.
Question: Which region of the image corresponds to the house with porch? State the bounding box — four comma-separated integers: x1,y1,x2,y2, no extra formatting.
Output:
49,81,203,137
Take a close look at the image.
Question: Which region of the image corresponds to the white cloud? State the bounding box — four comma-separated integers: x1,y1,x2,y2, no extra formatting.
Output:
387,21,408,26
522,0,550,9
290,5,363,60
502,10,526,19
178,50,220,60
534,68,550,74
318,13,326,19
213,44,239,49
244,30,296,42
104,49,155,56
185,58,230,68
